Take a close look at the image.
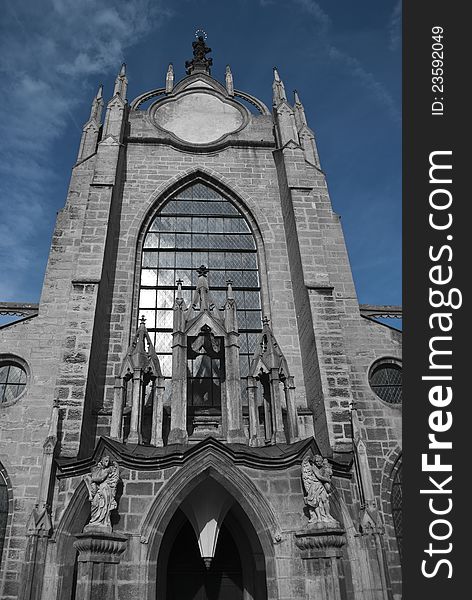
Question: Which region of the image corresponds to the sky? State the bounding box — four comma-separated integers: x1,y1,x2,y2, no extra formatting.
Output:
0,0,401,324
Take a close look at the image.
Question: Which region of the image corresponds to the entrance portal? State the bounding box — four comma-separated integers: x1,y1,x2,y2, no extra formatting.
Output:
167,518,243,600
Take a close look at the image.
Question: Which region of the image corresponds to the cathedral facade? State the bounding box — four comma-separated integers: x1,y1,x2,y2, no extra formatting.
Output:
0,37,402,600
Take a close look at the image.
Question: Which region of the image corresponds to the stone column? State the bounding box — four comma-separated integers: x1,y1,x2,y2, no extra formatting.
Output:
169,331,188,444
73,530,127,600
295,525,347,600
18,517,51,600
284,376,299,443
151,376,165,447
269,368,285,443
110,376,124,439
224,331,245,443
127,370,142,444
247,376,259,446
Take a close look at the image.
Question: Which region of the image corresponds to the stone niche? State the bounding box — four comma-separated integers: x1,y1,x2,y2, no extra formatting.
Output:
151,90,247,145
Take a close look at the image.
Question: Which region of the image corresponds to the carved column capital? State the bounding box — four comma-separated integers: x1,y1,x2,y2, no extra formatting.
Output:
295,525,346,559
74,531,128,564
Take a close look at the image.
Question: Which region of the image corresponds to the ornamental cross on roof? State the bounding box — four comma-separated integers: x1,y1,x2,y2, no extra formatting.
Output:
185,31,213,75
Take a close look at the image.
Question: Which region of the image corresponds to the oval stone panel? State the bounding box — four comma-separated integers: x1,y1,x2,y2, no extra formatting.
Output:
153,92,245,145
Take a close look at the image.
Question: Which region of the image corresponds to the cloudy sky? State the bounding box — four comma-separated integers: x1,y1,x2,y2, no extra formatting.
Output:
0,0,401,319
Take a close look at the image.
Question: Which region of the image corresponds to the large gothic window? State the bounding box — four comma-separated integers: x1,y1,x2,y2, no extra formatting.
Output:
139,182,262,405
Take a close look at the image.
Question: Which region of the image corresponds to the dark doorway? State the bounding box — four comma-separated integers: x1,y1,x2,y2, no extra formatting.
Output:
166,518,243,600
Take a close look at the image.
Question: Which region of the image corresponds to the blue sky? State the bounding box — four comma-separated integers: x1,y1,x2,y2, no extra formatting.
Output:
0,0,401,316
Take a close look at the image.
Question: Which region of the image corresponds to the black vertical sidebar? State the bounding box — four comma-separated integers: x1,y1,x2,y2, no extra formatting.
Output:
403,3,467,599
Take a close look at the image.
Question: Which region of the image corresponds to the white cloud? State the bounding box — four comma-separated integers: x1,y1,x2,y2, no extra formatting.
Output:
292,0,331,34
269,0,400,123
0,0,172,301
389,1,402,51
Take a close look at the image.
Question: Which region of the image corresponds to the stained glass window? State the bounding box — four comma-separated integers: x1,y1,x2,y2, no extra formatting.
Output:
0,363,27,404
139,182,263,405
369,363,402,404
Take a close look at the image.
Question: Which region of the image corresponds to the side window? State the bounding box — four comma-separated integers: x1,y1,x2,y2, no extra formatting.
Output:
391,459,402,562
0,356,29,406
369,359,402,405
0,470,9,566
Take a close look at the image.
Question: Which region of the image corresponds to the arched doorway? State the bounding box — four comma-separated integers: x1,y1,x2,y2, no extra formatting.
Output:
166,514,243,600
156,477,269,600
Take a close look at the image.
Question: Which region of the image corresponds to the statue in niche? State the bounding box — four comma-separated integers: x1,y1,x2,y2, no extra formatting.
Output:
83,456,120,531
301,454,338,526
191,324,221,358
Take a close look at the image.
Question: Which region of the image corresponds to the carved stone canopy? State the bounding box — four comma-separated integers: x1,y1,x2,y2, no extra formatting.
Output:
249,317,290,378
119,316,162,380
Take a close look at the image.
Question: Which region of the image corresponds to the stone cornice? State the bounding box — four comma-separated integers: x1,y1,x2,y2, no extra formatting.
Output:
55,436,353,479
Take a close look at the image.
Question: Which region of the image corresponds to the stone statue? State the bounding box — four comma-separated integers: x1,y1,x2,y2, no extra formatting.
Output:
301,454,337,526
192,36,212,62
185,35,213,74
83,456,120,531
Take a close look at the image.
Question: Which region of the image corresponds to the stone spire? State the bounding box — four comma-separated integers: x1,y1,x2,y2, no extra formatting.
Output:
76,85,104,161
272,68,298,147
166,63,174,93
89,84,104,123
293,90,307,128
272,67,287,105
292,89,321,168
113,62,128,98
104,64,127,139
185,32,213,75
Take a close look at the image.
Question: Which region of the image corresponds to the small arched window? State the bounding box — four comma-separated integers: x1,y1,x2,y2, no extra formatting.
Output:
139,182,263,407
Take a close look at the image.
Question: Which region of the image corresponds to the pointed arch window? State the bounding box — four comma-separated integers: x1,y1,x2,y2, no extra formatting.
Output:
139,182,263,403
0,470,8,566
391,459,402,562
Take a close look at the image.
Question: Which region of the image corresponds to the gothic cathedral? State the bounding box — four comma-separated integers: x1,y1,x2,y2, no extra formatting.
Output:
0,36,402,600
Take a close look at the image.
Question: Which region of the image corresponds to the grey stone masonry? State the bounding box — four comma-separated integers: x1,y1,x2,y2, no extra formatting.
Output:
0,60,401,600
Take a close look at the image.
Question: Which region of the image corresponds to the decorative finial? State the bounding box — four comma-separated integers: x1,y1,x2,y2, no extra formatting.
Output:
293,89,308,128
166,63,174,94
140,315,146,326
272,67,287,104
225,65,234,96
226,278,234,300
89,84,104,122
196,265,209,277
262,316,270,327
113,62,128,97
185,31,213,75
